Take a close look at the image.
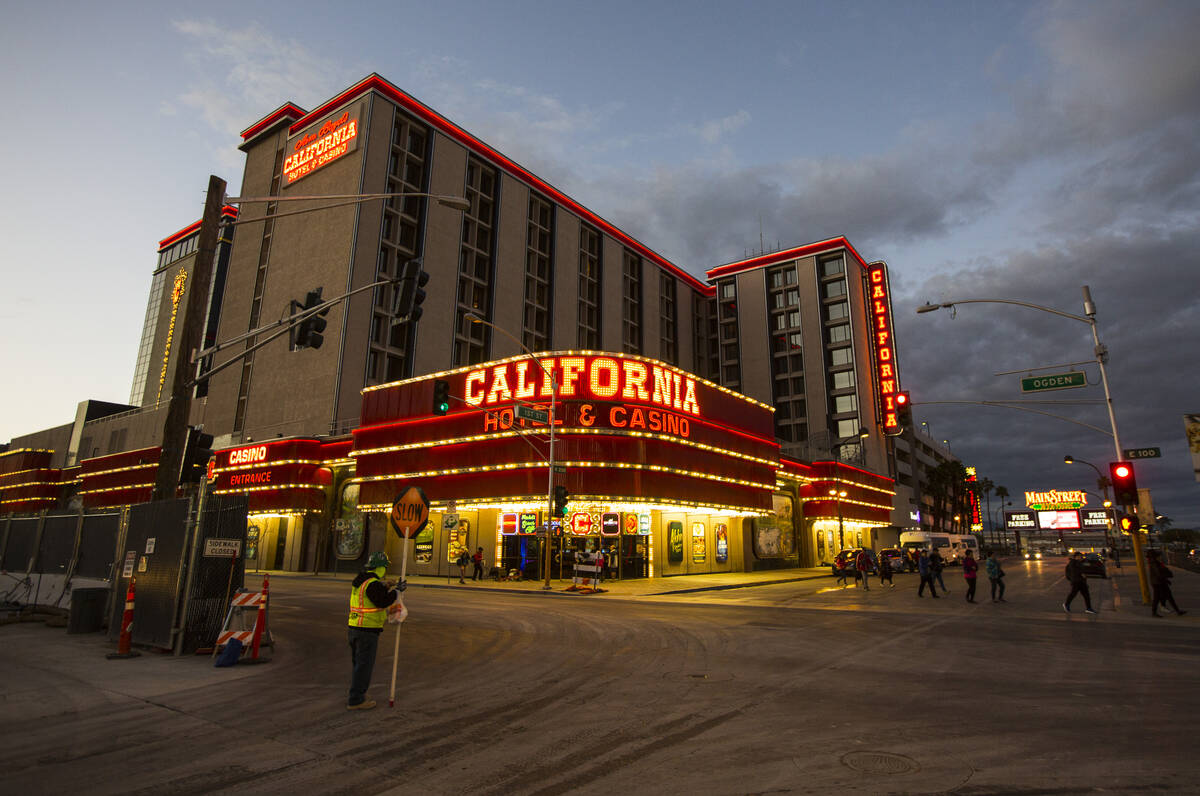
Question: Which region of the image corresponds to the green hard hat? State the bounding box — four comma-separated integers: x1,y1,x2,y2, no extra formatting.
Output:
367,551,390,570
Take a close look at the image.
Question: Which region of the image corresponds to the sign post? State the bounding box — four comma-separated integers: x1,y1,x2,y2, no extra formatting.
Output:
386,484,429,709
1122,447,1161,460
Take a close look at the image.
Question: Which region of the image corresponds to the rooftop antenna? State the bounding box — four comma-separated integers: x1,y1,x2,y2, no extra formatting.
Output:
759,215,765,256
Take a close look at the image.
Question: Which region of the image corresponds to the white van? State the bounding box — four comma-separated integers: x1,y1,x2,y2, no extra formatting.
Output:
900,531,978,565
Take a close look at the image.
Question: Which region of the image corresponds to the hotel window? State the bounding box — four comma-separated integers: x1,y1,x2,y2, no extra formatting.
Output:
767,263,805,443
129,269,168,405
717,278,740,389
454,156,499,366
367,112,429,385
578,224,601,348
234,146,284,436
622,250,643,354
693,293,718,381
659,273,677,365
523,192,553,352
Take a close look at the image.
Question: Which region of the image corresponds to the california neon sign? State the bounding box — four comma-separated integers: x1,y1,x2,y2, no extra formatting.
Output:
464,355,700,416
284,109,359,184
867,262,900,432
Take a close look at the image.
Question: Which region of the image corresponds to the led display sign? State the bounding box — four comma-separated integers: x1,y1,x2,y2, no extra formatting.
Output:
867,262,901,433
284,108,361,185
1037,510,1081,530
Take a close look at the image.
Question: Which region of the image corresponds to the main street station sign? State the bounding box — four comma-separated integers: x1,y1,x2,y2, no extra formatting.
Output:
1024,489,1086,510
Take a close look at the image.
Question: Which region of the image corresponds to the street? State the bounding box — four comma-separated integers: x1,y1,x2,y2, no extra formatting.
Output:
2,558,1197,795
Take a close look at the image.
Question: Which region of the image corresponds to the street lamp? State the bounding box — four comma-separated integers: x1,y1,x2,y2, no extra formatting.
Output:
917,287,1149,600
464,312,558,591
829,489,848,549
1064,455,1115,550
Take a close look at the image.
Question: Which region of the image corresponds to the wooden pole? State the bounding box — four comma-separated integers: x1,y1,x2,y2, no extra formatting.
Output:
388,536,412,708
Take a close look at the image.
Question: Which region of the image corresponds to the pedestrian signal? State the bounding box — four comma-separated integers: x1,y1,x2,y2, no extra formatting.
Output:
1117,513,1140,533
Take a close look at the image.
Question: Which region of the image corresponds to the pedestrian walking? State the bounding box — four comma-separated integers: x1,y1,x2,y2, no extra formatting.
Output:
930,549,949,593
1148,550,1187,617
985,550,1006,602
855,549,872,590
1063,551,1097,614
962,550,979,602
455,549,470,583
347,551,405,711
472,547,484,581
834,551,849,587
1111,547,1121,568
917,550,939,598
878,552,894,588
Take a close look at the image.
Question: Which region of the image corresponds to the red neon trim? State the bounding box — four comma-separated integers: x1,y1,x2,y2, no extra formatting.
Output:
268,74,711,295
158,206,241,251
705,237,870,280
239,102,307,141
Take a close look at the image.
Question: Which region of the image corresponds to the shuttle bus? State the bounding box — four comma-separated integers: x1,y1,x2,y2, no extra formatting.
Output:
899,531,980,565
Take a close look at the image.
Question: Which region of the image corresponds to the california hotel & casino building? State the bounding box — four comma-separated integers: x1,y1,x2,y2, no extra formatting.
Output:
2,73,913,581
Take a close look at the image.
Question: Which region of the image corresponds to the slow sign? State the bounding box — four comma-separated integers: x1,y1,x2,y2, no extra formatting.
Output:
389,484,430,539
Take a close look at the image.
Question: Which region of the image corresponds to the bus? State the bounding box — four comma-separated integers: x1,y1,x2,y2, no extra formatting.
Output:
899,531,980,565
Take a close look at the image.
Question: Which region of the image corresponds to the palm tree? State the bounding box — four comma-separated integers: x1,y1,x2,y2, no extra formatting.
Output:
995,485,1011,550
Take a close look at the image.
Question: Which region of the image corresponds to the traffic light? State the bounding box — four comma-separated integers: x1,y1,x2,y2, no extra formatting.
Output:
291,289,329,350
432,379,450,416
1117,512,1140,533
1109,460,1138,505
180,426,214,485
552,485,569,517
895,391,913,429
393,259,430,322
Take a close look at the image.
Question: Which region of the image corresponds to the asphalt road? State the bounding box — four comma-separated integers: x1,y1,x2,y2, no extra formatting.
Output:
2,558,1197,795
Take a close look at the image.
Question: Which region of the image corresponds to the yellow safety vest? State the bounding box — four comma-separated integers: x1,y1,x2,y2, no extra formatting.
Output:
348,576,386,629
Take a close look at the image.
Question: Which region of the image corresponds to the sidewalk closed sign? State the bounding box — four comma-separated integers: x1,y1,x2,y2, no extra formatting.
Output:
203,538,242,557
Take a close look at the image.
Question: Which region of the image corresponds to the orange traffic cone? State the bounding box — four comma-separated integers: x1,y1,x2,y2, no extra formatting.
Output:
106,576,141,659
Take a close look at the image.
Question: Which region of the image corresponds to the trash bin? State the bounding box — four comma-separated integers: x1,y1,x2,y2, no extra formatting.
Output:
68,587,110,634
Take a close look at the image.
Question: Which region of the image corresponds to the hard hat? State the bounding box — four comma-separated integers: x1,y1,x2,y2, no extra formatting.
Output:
367,551,390,570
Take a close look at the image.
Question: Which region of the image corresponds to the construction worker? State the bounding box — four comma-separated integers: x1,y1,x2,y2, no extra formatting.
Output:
347,551,405,710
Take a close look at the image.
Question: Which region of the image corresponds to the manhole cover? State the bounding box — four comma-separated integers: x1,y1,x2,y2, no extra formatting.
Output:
840,751,919,775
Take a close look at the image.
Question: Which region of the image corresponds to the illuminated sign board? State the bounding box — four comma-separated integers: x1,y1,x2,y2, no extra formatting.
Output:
966,466,983,532
500,512,541,535
1037,510,1081,530
465,355,700,416
1005,511,1037,529
1081,509,1111,529
1025,490,1087,510
156,268,188,404
284,107,361,185
867,262,900,433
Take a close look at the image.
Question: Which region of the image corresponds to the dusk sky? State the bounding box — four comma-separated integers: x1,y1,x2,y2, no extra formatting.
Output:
2,1,1197,525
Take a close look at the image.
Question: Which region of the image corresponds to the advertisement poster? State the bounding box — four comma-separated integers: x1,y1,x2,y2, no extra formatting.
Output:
691,522,707,562
602,512,621,537
245,524,260,561
414,522,434,563
715,524,728,563
667,521,684,563
446,515,471,563
335,483,365,560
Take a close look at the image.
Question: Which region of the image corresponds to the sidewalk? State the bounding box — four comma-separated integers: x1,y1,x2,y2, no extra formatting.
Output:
264,566,833,598
1106,556,1199,617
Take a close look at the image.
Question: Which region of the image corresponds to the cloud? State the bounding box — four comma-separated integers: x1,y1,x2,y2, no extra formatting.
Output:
697,110,750,144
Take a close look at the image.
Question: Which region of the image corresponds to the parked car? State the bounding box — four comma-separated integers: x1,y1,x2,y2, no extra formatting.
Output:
879,548,910,573
1079,552,1107,579
831,548,878,578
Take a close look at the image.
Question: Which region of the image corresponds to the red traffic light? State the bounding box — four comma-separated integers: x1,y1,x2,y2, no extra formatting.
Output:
1108,460,1139,506
1112,463,1132,479
895,392,909,406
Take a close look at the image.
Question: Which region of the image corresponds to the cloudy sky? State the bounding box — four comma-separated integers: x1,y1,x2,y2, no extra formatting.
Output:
2,0,1197,525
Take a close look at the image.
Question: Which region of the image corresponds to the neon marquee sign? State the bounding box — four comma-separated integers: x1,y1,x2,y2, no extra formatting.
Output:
156,268,188,404
1025,489,1087,510
464,355,700,416
284,109,360,185
867,262,900,433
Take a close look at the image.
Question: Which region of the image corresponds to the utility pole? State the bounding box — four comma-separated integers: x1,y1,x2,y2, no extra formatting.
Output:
153,175,226,501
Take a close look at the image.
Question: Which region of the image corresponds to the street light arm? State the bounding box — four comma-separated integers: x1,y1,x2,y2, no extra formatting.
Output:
918,298,1091,325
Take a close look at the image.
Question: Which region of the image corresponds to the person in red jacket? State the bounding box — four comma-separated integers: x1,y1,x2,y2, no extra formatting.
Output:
855,549,871,591
834,551,849,587
962,550,979,603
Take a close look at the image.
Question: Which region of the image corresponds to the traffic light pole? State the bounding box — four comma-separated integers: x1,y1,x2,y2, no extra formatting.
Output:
153,175,226,502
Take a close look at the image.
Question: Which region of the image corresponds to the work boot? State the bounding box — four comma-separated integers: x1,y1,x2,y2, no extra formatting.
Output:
347,700,377,711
